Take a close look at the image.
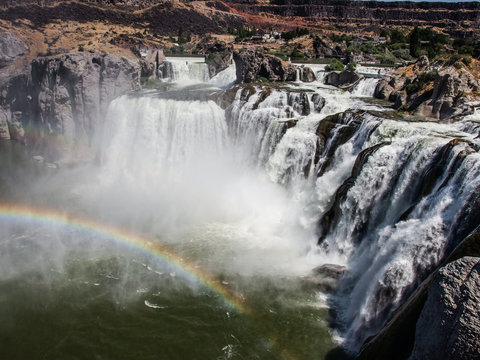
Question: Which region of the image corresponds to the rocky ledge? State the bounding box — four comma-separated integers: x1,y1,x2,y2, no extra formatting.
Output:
233,50,297,83
375,56,480,121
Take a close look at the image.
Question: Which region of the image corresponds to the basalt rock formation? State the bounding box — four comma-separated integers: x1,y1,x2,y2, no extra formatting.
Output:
0,51,141,162
233,50,297,83
205,42,233,78
325,69,362,89
224,0,480,33
410,256,480,360
375,56,480,121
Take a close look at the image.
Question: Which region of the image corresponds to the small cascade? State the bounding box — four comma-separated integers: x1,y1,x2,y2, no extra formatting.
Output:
351,78,379,97
227,87,295,162
158,57,210,84
208,63,237,88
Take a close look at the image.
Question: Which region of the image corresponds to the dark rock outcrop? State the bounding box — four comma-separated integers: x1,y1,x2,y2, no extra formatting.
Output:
226,0,480,33
205,42,233,78
298,65,316,82
306,263,347,292
325,69,362,89
0,32,27,68
0,52,141,162
357,227,480,360
131,45,165,80
313,35,344,59
233,50,296,83
311,93,325,113
374,57,480,121
409,257,480,360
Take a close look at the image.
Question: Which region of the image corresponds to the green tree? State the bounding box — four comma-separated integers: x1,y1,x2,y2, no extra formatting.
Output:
409,27,420,58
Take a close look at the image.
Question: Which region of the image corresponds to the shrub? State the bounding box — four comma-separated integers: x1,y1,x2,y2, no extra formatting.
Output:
325,58,344,72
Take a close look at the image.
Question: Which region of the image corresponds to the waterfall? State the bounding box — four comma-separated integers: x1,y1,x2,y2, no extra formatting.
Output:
158,57,210,84
351,78,379,97
312,115,480,352
101,95,227,182
93,69,480,356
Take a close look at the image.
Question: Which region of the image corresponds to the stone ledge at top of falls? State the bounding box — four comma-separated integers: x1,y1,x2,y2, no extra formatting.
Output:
374,56,480,122
233,50,297,83
0,51,141,163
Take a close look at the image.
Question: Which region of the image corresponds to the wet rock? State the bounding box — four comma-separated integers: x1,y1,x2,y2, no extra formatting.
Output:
311,93,325,113
409,257,480,360
307,264,347,292
287,91,310,116
298,65,316,82
233,50,296,83
0,32,28,68
325,69,362,88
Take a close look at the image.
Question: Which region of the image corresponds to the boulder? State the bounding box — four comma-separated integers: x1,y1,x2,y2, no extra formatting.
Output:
311,93,325,113
409,257,480,360
233,50,296,83
298,65,316,82
325,69,362,88
374,79,394,100
0,32,28,68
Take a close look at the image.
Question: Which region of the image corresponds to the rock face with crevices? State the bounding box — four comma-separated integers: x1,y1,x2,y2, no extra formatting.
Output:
233,50,296,83
374,56,480,121
29,52,140,161
0,51,141,162
409,256,480,360
0,32,27,68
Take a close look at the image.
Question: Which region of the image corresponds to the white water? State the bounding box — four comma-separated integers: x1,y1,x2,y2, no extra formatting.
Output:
159,57,210,84
68,61,480,355
91,92,320,277
351,78,379,97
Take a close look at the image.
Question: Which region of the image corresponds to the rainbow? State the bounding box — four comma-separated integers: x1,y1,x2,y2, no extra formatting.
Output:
0,202,298,360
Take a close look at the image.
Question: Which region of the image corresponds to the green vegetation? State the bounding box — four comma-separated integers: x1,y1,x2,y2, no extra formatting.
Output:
408,27,450,59
325,58,344,72
281,27,309,41
405,71,437,95
227,25,257,42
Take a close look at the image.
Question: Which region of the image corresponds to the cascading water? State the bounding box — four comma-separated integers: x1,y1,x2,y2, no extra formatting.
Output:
158,57,210,83
1,55,480,360
351,78,379,97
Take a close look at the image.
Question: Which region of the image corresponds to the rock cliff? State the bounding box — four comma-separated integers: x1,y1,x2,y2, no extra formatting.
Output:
0,51,141,163
409,256,480,360
374,56,480,121
233,50,297,83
